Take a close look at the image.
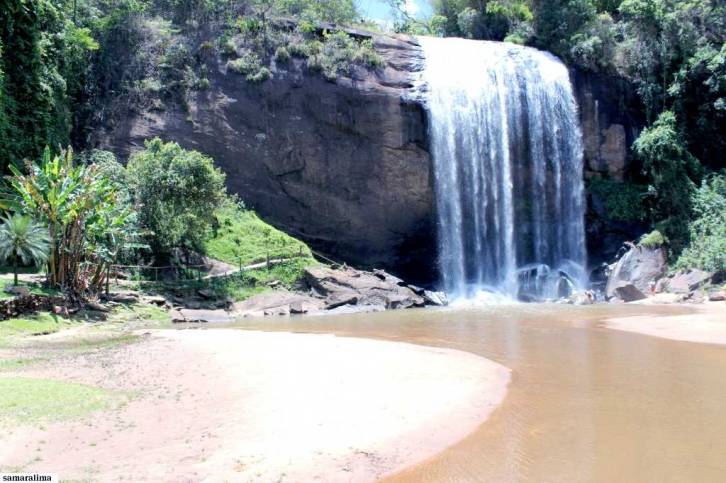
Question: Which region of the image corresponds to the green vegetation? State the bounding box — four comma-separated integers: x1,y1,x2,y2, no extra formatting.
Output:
127,138,227,260
0,277,61,301
632,111,702,252
587,177,647,223
308,31,383,80
0,377,118,425
638,230,665,249
6,147,138,296
674,173,726,272
206,202,312,267
0,313,74,346
0,214,49,286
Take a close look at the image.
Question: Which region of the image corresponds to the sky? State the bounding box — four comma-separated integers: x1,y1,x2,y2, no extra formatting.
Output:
356,0,433,24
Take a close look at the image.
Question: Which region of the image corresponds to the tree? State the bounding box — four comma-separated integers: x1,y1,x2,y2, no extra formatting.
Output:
632,111,702,253
6,147,125,297
0,214,49,286
675,173,726,272
126,138,227,261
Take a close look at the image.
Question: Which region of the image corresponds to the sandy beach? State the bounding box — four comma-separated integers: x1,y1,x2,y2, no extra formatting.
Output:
0,329,510,482
605,301,726,345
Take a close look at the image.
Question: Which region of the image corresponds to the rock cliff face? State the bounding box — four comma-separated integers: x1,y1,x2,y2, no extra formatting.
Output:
96,30,436,283
96,29,643,284
572,70,647,267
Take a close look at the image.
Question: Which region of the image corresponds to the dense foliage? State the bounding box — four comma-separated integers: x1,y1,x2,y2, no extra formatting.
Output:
5,147,135,296
674,173,726,272
126,138,227,260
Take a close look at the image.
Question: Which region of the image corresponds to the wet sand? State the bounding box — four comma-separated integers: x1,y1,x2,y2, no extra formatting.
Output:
606,302,726,345
0,329,510,482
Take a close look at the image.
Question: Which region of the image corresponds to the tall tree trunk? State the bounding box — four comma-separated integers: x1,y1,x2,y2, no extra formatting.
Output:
13,254,18,286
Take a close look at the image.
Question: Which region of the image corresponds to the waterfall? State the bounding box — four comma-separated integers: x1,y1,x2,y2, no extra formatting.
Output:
420,37,587,301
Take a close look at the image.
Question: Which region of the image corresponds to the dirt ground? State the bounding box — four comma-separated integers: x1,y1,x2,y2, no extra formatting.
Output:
0,328,510,482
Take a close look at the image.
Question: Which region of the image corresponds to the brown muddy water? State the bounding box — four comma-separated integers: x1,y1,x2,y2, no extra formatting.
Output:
227,303,726,482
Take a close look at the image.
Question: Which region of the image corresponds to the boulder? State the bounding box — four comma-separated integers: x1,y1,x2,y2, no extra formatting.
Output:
304,266,424,310
86,301,111,313
170,310,186,323
422,290,448,306
232,290,325,318
178,309,234,323
707,289,725,302
613,283,647,302
665,269,713,294
143,295,168,306
606,245,667,298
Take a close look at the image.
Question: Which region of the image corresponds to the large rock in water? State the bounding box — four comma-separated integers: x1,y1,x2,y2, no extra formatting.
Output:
606,245,667,299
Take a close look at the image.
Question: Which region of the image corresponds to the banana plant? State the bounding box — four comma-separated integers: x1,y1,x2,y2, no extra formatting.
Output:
4,146,126,298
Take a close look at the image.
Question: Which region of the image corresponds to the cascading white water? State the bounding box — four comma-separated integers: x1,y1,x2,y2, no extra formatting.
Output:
420,37,587,301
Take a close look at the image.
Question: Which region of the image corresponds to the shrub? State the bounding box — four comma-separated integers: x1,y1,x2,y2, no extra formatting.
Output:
310,31,383,81
638,230,665,248
247,67,271,83
588,177,647,223
674,173,726,272
227,52,271,83
126,138,227,260
227,51,262,75
275,46,290,63
633,111,702,253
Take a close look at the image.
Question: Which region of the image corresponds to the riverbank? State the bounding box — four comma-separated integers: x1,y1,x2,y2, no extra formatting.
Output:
605,301,726,345
0,329,509,481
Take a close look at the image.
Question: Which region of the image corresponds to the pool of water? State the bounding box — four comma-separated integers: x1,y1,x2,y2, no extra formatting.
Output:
222,303,726,482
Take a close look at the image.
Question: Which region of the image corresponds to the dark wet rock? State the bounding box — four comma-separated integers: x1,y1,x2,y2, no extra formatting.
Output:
613,283,647,302
325,293,360,310
606,245,667,298
96,24,434,284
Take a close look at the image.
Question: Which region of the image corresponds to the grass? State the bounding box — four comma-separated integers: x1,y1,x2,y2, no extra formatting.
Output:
0,276,62,301
106,303,171,327
202,203,319,299
0,377,119,425
0,358,44,371
205,204,314,267
0,313,75,346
